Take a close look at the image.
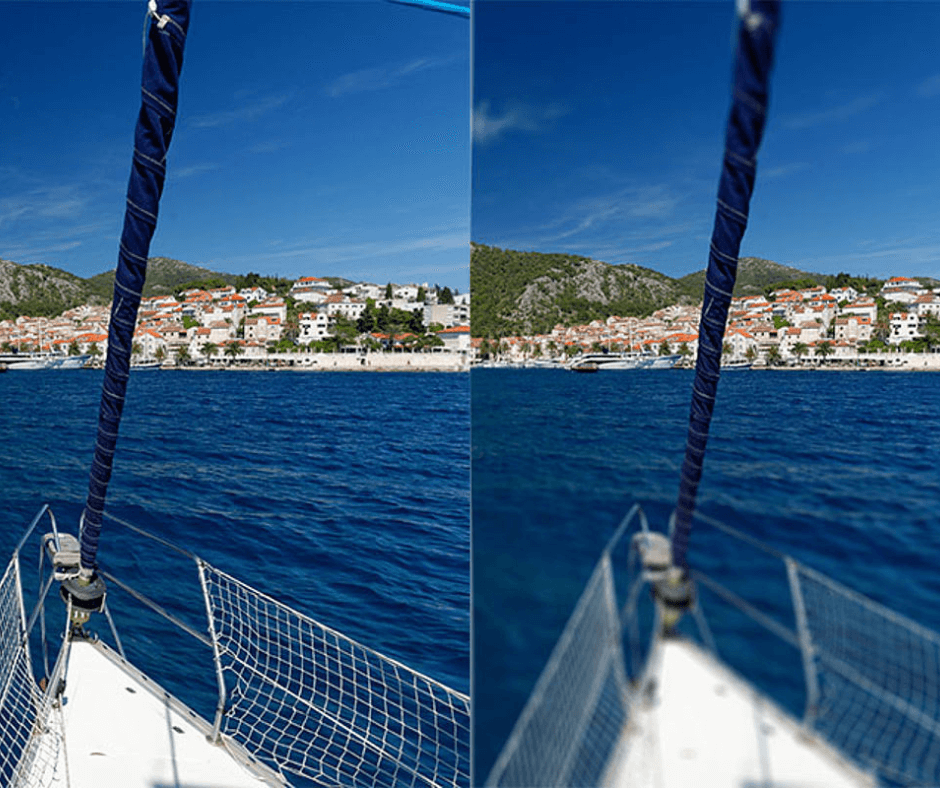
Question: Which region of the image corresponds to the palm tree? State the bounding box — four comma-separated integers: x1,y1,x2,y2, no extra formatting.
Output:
175,345,191,366
201,342,218,364
792,342,808,363
816,341,834,363
767,345,781,366
659,340,671,356
224,341,244,364
155,346,166,363
745,345,758,362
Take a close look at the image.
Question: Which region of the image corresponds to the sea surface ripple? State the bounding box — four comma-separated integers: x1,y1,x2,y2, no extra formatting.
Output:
1,369,469,725
473,367,940,779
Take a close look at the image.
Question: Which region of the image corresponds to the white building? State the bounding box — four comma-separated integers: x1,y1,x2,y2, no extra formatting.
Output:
244,315,282,343
238,286,268,303
298,312,331,342
291,277,334,303
250,299,288,323
889,312,923,344
393,285,422,302
436,325,471,351
424,302,471,328
841,300,877,323
324,297,367,321
833,315,873,345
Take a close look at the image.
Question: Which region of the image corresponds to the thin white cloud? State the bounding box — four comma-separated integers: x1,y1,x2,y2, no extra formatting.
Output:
762,162,810,179
472,100,568,145
841,139,873,155
537,185,682,245
247,139,290,154
781,93,883,131
220,231,469,269
810,234,940,272
188,94,291,129
174,163,220,179
916,73,940,98
0,185,89,229
326,55,461,98
3,240,83,261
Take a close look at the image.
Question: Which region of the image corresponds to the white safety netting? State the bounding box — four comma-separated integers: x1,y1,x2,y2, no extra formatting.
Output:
0,558,62,788
200,562,470,788
486,511,940,788
486,554,631,788
797,563,940,785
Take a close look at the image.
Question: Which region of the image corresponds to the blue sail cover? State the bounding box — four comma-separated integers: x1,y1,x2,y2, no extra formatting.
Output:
672,0,780,571
80,0,192,572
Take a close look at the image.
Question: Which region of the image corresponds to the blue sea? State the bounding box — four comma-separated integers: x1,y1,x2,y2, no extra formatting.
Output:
0,369,469,727
472,367,940,780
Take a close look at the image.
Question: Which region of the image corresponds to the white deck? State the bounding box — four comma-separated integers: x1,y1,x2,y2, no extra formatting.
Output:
31,638,282,787
606,638,876,788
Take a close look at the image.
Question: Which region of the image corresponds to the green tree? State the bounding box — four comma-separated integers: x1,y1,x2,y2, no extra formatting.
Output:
767,345,781,366
68,340,81,356
182,316,199,330
331,315,359,348
357,299,378,334
175,345,191,366
678,342,691,357
407,309,425,335
438,286,454,305
417,286,426,303
722,341,733,356
923,313,940,349
385,282,393,300
745,345,758,362
224,342,244,363
816,340,834,361
155,346,166,362
201,342,218,362
659,339,671,356
792,342,808,361
132,341,143,358
88,342,101,358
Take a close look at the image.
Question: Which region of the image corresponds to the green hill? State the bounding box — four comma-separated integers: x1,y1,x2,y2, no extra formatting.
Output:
471,244,688,338
470,245,888,338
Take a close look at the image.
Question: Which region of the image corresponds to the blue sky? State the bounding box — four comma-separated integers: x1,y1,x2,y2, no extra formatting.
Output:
0,1,469,290
472,1,940,282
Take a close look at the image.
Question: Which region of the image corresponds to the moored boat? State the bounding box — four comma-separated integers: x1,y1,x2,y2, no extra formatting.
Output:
0,353,90,370
569,352,682,371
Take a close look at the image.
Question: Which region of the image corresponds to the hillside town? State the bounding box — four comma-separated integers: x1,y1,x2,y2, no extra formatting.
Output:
481,276,940,368
0,276,471,365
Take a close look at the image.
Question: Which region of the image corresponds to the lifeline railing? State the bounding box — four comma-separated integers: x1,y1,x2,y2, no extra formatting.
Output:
0,506,470,788
486,504,940,787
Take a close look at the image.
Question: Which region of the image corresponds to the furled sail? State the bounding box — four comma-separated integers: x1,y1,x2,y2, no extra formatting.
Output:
80,0,191,573
672,0,780,570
